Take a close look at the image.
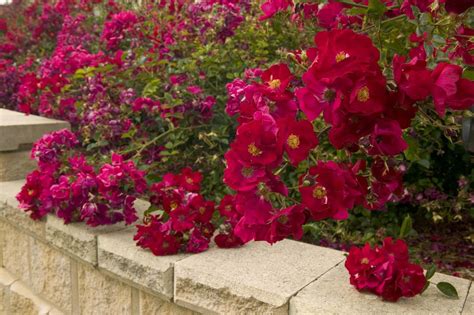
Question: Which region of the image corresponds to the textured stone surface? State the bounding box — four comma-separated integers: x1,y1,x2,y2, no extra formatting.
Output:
174,239,344,314
290,263,472,315
0,267,18,315
98,229,188,300
1,222,30,283
139,291,198,315
0,150,36,181
46,215,125,265
78,263,132,314
0,180,23,208
462,283,473,314
9,281,53,315
0,109,69,151
29,238,72,313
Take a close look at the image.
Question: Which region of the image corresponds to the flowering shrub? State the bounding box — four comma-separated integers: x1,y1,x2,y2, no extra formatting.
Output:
134,168,215,255
0,0,471,302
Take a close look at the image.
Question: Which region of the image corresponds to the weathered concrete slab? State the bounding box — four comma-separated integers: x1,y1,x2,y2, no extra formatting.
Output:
0,109,69,151
290,263,472,315
174,239,345,314
46,215,126,265
98,229,189,300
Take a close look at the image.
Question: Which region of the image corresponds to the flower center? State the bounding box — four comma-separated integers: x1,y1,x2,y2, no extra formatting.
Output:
287,134,300,149
361,257,369,264
241,167,254,178
170,201,178,210
323,89,336,102
268,79,281,89
27,189,35,196
185,177,193,184
278,215,289,224
312,185,327,199
335,51,348,63
248,143,262,156
199,207,206,215
162,241,169,249
357,86,370,102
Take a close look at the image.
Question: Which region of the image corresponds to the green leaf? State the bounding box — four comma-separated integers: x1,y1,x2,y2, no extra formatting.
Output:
425,265,436,280
421,281,430,294
463,69,474,81
398,215,412,239
368,0,387,18
436,282,459,299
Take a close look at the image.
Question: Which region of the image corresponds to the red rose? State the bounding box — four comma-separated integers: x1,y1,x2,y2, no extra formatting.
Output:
299,161,364,220
369,120,408,156
306,29,381,86
277,117,319,166
265,205,306,244
259,0,293,20
445,0,474,14
396,264,427,298
345,238,427,302
393,55,433,101
224,150,267,192
431,62,474,116
231,113,281,166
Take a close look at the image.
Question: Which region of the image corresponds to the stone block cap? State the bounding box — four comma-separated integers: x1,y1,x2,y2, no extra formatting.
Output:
0,109,70,151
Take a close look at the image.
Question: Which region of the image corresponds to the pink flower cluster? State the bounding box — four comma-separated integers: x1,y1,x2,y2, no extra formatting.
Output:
17,130,146,226
134,168,216,255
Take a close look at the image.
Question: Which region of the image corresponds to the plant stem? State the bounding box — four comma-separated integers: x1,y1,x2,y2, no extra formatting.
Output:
336,0,368,8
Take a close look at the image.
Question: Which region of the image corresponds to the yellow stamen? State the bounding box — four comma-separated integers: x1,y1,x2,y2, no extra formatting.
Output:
312,185,327,199
268,79,281,89
287,134,300,149
357,86,370,102
248,143,262,156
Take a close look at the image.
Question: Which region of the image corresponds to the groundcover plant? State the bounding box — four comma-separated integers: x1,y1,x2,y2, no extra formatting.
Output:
1,0,472,302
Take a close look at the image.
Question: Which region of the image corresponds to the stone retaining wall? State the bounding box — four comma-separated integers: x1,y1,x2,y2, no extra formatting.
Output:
0,109,472,314
0,180,473,315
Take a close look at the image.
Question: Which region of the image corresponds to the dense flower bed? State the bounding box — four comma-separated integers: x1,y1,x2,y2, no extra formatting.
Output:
1,0,472,302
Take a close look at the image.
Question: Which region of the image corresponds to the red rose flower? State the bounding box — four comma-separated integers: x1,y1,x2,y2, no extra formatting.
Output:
265,205,306,244
445,0,474,14
306,29,381,86
369,120,408,156
179,167,203,192
259,0,293,20
393,55,433,101
345,238,427,302
396,264,427,298
345,75,387,116
224,150,267,191
431,62,474,116
299,161,363,220
230,113,281,166
277,117,318,166
260,63,293,95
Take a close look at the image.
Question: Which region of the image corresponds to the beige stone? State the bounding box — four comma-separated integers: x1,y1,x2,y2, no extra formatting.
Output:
77,263,132,314
290,263,472,315
0,150,36,181
46,215,125,265
0,180,23,208
1,222,30,283
29,238,72,313
0,267,18,315
0,109,69,152
139,291,198,315
98,229,188,300
9,281,53,315
174,239,344,314
462,284,474,314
